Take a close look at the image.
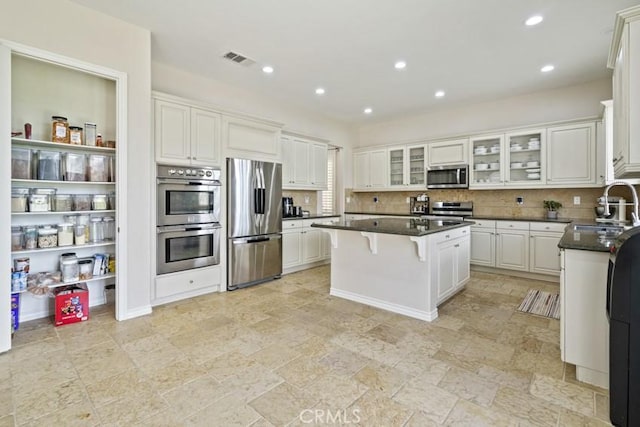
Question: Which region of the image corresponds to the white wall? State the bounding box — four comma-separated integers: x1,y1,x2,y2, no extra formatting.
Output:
0,0,152,323
356,78,612,147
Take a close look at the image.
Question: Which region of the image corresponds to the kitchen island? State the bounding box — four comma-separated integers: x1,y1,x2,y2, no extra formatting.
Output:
311,218,471,321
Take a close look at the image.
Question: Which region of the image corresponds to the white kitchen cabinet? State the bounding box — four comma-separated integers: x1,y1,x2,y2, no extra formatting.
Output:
495,221,529,271
282,221,303,269
561,249,610,388
433,228,471,304
470,220,496,267
428,138,468,167
546,122,596,185
154,99,221,166
388,144,426,189
469,134,504,187
529,222,564,276
223,114,282,162
154,265,221,305
282,217,338,273
504,128,545,187
353,149,387,190
282,135,328,189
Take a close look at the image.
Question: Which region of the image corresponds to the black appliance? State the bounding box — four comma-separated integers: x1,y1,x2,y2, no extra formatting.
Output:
607,227,640,426
282,197,294,217
426,164,469,189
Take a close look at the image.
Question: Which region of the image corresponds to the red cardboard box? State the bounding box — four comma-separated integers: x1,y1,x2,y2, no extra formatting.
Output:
54,283,89,326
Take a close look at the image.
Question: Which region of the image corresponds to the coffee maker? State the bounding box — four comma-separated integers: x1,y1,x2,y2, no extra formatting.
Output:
282,197,294,218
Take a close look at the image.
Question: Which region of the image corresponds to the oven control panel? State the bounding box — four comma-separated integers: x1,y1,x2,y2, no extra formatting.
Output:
158,165,220,181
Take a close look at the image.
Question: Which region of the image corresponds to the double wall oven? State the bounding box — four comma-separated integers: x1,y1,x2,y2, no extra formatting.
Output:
156,164,221,275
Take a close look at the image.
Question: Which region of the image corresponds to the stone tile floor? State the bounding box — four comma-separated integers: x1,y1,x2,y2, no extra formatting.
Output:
0,266,612,426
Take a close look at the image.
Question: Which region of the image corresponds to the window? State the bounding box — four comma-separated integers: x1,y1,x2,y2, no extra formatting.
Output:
322,148,337,214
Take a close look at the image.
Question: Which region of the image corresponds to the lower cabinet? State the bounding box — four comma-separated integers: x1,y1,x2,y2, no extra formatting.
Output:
471,220,565,276
282,217,338,273
433,228,471,304
560,249,609,388
154,265,221,305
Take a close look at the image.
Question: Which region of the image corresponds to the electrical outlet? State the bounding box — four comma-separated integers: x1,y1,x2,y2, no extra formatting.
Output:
373,196,379,203
573,196,581,205
516,196,524,205
346,196,351,204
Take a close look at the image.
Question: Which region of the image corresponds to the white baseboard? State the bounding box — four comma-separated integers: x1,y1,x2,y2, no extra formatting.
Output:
120,305,152,321
330,288,438,322
151,285,220,307
283,259,330,275
471,265,560,283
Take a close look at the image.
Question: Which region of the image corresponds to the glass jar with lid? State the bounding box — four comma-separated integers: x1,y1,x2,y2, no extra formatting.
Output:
51,116,69,143
69,126,83,145
23,226,37,250
57,223,74,247
60,253,79,283
102,217,115,241
38,225,58,248
78,258,93,280
89,217,104,243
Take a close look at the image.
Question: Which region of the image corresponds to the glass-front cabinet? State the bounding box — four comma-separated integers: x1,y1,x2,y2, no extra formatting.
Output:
470,134,504,187
505,128,545,186
469,129,545,188
388,144,426,188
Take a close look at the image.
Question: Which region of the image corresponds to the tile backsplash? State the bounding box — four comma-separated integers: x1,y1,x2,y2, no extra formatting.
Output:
283,190,318,214
345,186,640,220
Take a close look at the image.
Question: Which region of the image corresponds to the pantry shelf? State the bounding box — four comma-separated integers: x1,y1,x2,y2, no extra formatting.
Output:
12,137,115,153
12,179,115,186
12,241,115,255
48,273,116,289
11,210,115,216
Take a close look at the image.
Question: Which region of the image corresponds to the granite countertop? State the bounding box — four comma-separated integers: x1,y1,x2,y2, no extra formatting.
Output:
283,214,341,221
311,217,470,237
344,211,414,217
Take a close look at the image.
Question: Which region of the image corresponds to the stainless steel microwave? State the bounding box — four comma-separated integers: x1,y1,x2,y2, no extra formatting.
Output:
426,164,469,189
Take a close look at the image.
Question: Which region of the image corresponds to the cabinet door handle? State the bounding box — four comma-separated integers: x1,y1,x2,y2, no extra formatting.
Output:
454,244,460,248
445,234,450,238
193,156,197,160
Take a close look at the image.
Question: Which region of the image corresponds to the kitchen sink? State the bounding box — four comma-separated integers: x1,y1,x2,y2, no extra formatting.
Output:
572,224,625,236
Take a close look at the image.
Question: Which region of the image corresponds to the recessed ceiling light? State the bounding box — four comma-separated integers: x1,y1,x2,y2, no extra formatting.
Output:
363,108,373,114
435,90,445,98
541,64,555,73
394,61,407,70
525,15,544,26
315,87,325,95
262,65,274,74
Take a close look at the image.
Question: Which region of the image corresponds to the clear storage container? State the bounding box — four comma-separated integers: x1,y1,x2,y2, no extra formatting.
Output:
11,226,23,251
108,193,116,210
38,226,58,248
30,188,57,210
76,215,90,242
36,150,62,181
89,217,104,242
11,148,32,179
72,194,92,211
92,194,108,210
74,224,86,245
84,123,97,146
11,188,29,213
69,126,82,145
78,258,93,280
53,194,73,212
88,155,110,182
103,217,115,241
23,226,37,250
29,194,50,212
57,223,74,247
63,153,86,181
60,253,79,283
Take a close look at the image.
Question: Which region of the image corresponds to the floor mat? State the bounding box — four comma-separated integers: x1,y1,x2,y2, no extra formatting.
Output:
517,289,560,319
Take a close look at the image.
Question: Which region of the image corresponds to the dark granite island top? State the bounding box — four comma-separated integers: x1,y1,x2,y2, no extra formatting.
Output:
311,217,472,237
558,223,626,252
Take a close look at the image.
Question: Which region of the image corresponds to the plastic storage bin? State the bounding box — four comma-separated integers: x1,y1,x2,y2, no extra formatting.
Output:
72,194,92,211
63,153,86,181
57,223,74,247
53,194,73,212
29,194,50,212
92,195,108,210
11,148,32,179
37,150,62,181
88,155,110,182
37,226,58,248
11,188,29,213
11,226,23,251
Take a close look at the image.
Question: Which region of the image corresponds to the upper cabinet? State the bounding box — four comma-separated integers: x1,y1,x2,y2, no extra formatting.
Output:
428,138,468,167
154,98,221,166
282,134,328,190
608,6,640,179
223,115,282,162
546,122,596,185
388,144,427,189
469,134,505,187
353,149,387,190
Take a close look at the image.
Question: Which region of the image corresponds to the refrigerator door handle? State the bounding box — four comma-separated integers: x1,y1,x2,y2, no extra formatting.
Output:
254,188,266,214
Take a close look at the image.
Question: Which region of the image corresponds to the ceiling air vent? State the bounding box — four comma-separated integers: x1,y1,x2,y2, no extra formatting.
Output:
222,51,255,67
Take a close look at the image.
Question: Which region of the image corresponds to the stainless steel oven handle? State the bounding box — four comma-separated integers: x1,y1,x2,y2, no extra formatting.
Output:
157,223,221,233
157,177,221,186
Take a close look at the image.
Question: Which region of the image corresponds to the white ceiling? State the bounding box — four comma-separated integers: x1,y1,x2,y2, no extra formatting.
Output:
73,0,638,124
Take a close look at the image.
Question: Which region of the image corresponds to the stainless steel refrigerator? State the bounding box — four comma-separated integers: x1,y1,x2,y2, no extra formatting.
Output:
227,158,282,290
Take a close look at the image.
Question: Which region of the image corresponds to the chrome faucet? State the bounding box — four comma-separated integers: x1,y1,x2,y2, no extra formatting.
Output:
603,181,640,227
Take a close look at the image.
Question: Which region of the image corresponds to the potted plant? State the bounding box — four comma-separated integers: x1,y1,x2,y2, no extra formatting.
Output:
543,200,563,219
